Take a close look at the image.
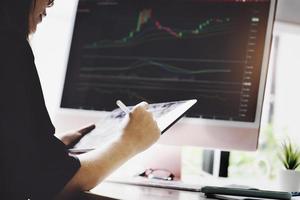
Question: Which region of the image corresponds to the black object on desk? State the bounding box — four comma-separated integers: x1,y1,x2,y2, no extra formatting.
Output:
201,186,292,200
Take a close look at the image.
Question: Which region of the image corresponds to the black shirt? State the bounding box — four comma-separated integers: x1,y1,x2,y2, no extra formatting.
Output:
0,28,80,199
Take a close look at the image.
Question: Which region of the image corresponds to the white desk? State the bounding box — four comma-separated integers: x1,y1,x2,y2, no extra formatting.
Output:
84,181,213,200
80,177,300,200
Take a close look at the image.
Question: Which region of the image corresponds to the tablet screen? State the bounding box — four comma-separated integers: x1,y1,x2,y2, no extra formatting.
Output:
71,99,197,152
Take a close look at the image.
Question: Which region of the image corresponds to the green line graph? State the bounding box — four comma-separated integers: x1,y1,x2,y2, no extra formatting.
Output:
85,8,232,49
81,59,231,75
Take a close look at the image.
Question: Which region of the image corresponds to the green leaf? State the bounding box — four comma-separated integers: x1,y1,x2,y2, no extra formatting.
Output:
278,140,300,170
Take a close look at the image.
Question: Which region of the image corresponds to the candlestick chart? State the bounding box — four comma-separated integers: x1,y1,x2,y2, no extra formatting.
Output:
62,0,270,122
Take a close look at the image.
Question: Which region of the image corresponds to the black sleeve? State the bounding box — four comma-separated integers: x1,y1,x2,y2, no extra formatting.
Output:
0,33,80,200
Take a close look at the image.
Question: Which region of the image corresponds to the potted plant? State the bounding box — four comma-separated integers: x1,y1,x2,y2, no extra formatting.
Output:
278,140,300,192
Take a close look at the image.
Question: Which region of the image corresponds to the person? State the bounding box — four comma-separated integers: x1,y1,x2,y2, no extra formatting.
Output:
0,0,161,199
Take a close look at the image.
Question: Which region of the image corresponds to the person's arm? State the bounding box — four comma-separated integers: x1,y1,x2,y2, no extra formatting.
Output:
56,102,161,199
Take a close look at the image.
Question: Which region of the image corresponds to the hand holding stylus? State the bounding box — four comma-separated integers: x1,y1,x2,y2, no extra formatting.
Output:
117,101,160,153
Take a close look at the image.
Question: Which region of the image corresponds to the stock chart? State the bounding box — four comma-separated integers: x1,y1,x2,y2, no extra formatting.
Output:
62,0,271,122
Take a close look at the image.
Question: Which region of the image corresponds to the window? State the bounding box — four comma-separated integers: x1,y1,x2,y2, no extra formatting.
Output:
229,22,300,180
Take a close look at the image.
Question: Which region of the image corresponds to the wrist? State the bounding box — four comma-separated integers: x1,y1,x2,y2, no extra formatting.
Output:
116,134,141,155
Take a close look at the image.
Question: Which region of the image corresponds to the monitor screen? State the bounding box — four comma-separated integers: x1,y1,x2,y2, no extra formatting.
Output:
60,0,276,150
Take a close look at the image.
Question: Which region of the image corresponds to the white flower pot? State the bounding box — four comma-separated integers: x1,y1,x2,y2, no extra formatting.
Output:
278,169,300,192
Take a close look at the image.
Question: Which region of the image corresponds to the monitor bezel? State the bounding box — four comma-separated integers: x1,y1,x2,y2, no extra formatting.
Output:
55,0,277,151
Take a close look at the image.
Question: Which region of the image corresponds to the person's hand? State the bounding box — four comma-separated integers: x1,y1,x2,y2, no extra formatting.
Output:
120,102,161,154
57,124,96,148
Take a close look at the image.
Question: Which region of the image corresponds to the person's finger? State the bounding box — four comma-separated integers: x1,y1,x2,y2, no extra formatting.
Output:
134,101,149,110
128,102,148,118
78,124,96,136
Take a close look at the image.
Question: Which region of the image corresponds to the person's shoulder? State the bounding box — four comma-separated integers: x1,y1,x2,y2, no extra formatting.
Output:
0,28,31,57
0,30,35,89
0,28,34,71
0,34,29,51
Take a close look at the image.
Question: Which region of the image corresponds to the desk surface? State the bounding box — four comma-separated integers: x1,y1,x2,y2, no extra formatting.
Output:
83,180,300,200
85,181,212,200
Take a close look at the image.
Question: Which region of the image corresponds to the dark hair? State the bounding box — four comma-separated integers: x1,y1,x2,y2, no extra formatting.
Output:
0,0,54,38
48,0,55,7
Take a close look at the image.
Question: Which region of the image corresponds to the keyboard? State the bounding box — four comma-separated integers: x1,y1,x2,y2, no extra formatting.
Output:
107,176,203,192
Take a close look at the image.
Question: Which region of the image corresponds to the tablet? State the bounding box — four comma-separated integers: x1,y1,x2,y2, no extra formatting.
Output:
70,99,197,153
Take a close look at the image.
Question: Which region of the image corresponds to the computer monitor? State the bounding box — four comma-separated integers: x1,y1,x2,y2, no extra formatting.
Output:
57,0,277,152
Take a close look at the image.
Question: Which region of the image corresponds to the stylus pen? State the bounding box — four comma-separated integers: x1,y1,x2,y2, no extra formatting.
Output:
116,100,130,114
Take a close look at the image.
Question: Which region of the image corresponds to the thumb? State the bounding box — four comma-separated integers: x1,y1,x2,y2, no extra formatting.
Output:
78,124,96,136
66,124,95,149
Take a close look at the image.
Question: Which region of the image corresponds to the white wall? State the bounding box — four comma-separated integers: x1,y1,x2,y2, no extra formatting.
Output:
272,23,300,141
276,0,300,25
31,0,78,117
